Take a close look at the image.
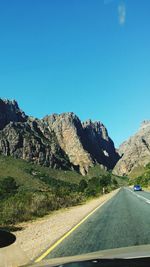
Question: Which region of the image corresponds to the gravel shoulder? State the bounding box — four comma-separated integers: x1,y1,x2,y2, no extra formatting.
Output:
0,189,119,267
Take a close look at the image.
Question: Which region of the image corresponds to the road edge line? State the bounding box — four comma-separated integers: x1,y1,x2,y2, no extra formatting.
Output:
35,190,119,263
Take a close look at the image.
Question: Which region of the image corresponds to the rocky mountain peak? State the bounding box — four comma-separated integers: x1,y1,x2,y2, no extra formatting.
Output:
0,98,27,130
44,112,80,127
82,120,109,141
140,120,150,130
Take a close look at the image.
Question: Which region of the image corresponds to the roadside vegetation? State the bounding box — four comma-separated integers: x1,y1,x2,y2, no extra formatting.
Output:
130,163,150,188
0,155,126,226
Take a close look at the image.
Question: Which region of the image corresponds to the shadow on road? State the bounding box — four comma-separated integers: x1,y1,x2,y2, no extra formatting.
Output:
0,229,16,248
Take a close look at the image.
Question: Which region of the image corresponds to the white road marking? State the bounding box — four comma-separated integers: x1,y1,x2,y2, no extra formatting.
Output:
126,188,150,204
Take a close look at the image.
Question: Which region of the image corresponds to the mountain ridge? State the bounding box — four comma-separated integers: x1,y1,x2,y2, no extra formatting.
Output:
0,98,119,175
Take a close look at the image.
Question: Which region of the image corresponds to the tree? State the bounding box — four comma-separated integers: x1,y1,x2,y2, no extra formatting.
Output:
99,174,111,187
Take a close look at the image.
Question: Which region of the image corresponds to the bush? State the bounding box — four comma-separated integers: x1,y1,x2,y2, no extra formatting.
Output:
0,189,85,225
85,177,102,197
146,163,150,169
0,177,19,200
78,179,88,192
0,161,120,225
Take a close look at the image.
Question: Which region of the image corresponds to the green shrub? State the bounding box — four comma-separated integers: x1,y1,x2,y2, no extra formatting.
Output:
0,177,19,200
146,163,150,169
0,156,121,226
78,179,88,192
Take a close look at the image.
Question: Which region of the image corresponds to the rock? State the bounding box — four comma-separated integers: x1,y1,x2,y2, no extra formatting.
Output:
0,99,120,175
0,99,27,130
82,120,120,169
0,120,72,170
113,121,150,176
43,113,93,175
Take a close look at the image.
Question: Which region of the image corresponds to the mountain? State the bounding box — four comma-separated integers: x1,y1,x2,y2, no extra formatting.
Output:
113,120,150,176
43,113,93,175
0,99,27,130
82,120,120,170
0,100,72,171
0,98,119,175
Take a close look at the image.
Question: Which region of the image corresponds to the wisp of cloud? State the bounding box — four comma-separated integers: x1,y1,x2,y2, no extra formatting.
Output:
118,1,126,25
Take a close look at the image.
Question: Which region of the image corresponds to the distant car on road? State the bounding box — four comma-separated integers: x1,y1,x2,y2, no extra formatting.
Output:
133,185,142,191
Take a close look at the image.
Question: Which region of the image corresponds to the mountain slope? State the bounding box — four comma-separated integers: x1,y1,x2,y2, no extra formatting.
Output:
113,121,150,176
0,155,124,225
0,98,119,175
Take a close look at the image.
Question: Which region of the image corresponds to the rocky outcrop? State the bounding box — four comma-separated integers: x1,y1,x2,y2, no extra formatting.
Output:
0,100,72,170
43,115,120,175
0,120,71,169
113,120,150,176
0,99,27,130
0,99,120,175
43,113,93,175
82,120,120,169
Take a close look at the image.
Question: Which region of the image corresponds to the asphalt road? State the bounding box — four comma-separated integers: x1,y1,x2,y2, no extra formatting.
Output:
45,188,150,259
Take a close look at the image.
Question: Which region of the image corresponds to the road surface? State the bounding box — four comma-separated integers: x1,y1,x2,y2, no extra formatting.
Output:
45,187,150,259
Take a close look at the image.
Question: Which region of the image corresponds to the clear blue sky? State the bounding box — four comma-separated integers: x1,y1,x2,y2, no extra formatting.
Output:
0,0,150,147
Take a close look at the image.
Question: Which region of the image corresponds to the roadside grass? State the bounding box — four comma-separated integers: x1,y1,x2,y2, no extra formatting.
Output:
0,155,126,226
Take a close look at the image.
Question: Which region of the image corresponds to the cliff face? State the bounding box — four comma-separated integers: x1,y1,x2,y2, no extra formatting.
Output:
113,121,150,176
82,120,120,169
43,113,93,175
0,99,120,175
